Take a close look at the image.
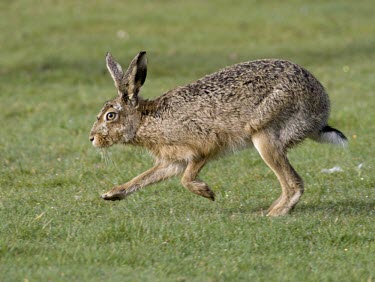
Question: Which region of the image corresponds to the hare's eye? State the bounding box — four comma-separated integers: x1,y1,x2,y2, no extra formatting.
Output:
106,112,117,121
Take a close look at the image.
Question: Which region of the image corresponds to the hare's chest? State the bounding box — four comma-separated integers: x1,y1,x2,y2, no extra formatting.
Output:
147,144,195,163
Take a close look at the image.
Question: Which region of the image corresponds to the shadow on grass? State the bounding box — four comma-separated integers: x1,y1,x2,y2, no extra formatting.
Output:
219,198,374,217
296,199,374,216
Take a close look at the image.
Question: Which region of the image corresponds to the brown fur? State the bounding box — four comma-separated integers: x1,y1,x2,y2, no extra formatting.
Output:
89,52,347,216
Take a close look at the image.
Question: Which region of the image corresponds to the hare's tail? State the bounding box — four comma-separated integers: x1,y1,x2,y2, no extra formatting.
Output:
312,125,348,148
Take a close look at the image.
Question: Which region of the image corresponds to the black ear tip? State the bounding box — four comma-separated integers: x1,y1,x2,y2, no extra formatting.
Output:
139,51,146,56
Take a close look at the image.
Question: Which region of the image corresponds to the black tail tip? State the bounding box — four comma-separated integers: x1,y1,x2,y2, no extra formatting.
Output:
321,125,348,141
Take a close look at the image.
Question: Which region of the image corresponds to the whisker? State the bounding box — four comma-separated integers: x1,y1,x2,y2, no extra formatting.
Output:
106,150,121,171
100,149,109,167
99,148,121,173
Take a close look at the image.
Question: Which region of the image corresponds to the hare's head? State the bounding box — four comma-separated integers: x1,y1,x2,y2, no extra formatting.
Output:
89,52,147,148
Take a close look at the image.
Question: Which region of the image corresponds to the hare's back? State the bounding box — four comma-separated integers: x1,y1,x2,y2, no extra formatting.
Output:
167,59,326,109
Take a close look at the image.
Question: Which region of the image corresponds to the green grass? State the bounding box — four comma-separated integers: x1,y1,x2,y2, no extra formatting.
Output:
1,0,374,281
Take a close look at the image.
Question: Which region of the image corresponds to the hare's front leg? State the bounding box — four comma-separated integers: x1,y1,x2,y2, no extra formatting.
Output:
181,158,215,201
102,162,186,200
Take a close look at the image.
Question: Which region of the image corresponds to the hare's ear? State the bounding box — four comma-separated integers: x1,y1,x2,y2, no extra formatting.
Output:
123,51,147,101
106,53,125,94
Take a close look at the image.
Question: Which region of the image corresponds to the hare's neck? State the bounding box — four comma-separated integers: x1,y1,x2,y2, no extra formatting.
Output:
133,98,164,147
137,98,161,117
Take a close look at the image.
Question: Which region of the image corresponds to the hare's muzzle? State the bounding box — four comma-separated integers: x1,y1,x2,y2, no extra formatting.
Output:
89,135,100,148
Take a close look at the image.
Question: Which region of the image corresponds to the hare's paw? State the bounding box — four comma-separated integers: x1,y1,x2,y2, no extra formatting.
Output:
101,193,123,201
101,186,130,201
199,185,215,201
183,181,215,201
266,204,291,216
266,190,303,216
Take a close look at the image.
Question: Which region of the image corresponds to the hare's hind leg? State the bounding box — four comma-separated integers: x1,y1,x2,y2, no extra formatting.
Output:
252,132,304,216
181,158,215,201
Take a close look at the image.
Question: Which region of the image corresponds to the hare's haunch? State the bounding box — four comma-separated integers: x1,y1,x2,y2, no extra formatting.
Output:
90,52,347,216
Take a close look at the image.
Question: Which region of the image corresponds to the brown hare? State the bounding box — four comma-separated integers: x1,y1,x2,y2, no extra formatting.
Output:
89,51,347,216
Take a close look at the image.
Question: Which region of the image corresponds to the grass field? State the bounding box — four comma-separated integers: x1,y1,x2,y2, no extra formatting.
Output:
1,0,374,281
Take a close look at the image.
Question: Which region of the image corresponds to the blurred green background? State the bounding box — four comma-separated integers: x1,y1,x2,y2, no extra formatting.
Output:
0,1,374,281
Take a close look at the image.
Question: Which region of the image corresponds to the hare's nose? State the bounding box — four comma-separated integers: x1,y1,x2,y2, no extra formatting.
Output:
89,137,94,142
